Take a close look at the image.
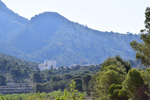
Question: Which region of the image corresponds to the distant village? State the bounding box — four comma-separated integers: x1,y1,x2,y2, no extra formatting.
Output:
38,60,91,71
38,60,57,71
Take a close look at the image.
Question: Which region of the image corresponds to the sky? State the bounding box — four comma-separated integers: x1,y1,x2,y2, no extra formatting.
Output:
1,0,150,34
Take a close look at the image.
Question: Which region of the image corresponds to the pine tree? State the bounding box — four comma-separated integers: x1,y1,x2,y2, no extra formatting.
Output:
130,7,150,67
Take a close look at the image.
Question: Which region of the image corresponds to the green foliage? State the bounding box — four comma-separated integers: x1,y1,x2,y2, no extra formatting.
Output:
108,84,129,100
123,69,144,94
94,56,150,100
35,82,53,93
73,78,83,91
130,7,150,67
123,69,148,99
56,80,85,100
82,74,92,94
51,76,62,82
128,7,150,100
102,55,131,72
87,74,97,98
47,90,64,98
0,53,38,71
142,67,150,85
10,67,28,81
95,64,126,100
33,72,44,83
36,64,100,92
0,53,38,83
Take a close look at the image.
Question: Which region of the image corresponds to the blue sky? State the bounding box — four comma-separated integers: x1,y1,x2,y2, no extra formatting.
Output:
2,0,150,34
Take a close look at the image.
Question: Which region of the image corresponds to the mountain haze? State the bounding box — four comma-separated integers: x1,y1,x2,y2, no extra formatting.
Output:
0,0,141,66
0,0,28,41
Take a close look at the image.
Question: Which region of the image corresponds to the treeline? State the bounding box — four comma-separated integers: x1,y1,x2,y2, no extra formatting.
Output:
0,53,38,70
0,51,101,92
0,50,146,100
32,55,149,100
0,55,149,100
33,64,101,93
90,56,149,100
33,55,150,100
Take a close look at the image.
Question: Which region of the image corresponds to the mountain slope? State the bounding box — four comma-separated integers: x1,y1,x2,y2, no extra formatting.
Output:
0,1,141,66
0,0,28,41
7,12,141,66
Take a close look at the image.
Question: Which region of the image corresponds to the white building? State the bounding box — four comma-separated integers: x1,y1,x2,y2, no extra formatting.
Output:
38,60,56,71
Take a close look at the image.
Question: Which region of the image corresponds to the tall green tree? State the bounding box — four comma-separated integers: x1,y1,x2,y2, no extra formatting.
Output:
82,74,92,94
130,7,150,67
95,65,126,100
33,72,43,83
102,55,131,72
123,69,148,100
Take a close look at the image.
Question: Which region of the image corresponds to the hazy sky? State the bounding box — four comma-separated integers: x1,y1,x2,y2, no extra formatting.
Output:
1,0,150,34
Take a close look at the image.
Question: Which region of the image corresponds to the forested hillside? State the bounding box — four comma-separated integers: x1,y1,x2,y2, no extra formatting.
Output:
0,0,150,100
0,52,101,95
0,53,38,71
0,53,38,83
0,0,141,66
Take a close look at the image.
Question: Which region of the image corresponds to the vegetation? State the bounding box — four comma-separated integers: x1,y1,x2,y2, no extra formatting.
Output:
0,80,85,100
34,64,100,93
130,7,150,67
0,53,38,83
0,2,150,100
0,52,101,95
0,55,148,100
94,56,129,100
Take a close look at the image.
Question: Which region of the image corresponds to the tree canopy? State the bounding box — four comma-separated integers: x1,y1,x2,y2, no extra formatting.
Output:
130,7,150,67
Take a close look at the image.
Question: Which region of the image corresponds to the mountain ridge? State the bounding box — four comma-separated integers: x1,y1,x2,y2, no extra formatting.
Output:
0,1,141,66
0,0,28,24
